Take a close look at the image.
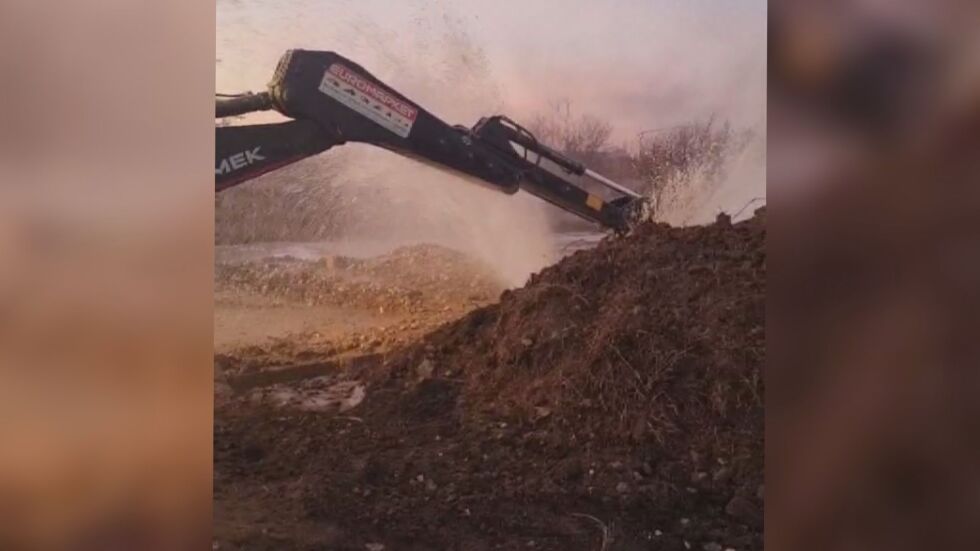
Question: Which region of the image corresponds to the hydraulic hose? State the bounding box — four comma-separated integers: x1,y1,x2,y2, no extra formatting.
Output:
215,92,274,118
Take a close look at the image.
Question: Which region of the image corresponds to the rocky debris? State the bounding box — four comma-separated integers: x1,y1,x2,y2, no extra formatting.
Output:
416,358,435,380
215,243,502,316
243,377,367,413
713,466,734,484
725,495,763,526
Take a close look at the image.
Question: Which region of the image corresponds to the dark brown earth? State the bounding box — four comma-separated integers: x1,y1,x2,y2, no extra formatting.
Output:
214,210,765,551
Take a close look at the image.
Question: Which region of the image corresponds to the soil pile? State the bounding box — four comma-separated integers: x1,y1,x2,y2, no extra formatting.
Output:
214,210,766,550
389,209,765,466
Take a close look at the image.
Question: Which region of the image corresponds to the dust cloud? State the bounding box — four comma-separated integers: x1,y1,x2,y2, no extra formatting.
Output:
327,10,558,288
330,145,557,288
660,129,768,226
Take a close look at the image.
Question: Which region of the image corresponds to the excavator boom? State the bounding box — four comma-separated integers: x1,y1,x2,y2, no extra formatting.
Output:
216,49,645,231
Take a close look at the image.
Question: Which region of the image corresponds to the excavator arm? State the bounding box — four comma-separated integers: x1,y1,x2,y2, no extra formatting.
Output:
216,49,646,231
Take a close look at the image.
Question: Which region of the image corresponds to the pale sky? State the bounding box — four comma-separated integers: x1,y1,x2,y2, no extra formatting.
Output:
217,0,766,141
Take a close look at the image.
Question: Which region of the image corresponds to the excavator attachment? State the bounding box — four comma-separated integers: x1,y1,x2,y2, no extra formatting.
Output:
216,49,647,232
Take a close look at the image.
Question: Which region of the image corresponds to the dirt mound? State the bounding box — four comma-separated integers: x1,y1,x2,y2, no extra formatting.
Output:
215,243,502,315
388,209,765,462
214,210,766,550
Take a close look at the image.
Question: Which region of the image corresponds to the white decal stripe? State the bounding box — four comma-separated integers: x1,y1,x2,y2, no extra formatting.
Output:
319,64,417,138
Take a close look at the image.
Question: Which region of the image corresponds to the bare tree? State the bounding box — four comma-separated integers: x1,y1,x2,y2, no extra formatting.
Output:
527,99,613,164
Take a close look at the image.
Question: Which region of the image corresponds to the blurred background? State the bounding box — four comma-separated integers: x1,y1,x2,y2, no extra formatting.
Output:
768,0,980,549
0,1,214,549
